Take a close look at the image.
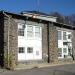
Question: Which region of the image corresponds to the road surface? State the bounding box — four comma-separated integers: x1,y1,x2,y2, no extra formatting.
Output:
0,64,75,75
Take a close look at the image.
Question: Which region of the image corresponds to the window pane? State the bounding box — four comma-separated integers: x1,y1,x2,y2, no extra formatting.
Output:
27,47,33,53
18,29,24,36
35,26,40,33
63,42,68,45
68,47,72,56
18,23,25,29
19,47,25,53
27,32,33,37
27,26,33,32
27,25,33,37
18,23,25,36
68,34,71,39
58,31,62,40
35,33,40,37
58,48,62,57
63,48,67,53
35,26,40,37
63,32,67,40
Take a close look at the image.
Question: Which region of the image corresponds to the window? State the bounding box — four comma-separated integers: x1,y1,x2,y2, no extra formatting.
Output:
27,25,33,37
68,47,72,56
58,31,62,40
19,47,25,53
18,23,25,29
27,47,33,53
18,29,24,36
18,23,25,36
63,42,68,45
63,32,67,40
58,48,62,57
68,34,72,39
35,26,40,37
63,48,67,53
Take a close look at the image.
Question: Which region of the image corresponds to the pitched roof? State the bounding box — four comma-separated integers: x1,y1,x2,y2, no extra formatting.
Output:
0,10,75,29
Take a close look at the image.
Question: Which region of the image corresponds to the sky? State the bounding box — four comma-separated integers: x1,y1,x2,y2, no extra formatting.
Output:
0,0,75,15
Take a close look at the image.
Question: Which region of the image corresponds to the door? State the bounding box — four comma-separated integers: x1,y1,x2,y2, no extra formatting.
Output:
26,47,34,60
18,47,26,61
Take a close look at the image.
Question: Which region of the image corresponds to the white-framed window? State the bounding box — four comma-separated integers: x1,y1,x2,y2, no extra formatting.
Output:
58,31,62,40
58,30,72,58
18,47,25,53
27,25,33,37
63,42,68,45
27,47,33,53
63,32,67,40
18,23,25,29
63,48,67,53
58,48,62,57
18,23,25,36
35,26,40,37
68,47,72,56
68,34,72,39
18,29,24,36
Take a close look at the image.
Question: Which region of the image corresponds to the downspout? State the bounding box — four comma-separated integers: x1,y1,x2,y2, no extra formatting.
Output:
47,22,50,63
3,11,10,68
71,26,74,60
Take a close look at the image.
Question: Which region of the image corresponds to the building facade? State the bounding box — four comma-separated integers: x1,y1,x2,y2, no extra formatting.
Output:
0,11,75,69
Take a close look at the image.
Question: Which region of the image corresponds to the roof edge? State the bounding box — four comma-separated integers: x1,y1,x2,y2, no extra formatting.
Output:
0,10,75,29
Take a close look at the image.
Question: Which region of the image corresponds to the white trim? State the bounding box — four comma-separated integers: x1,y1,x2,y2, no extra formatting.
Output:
58,30,72,59
18,23,42,61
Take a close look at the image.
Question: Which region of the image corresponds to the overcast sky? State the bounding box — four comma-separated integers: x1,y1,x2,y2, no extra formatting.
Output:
0,0,75,15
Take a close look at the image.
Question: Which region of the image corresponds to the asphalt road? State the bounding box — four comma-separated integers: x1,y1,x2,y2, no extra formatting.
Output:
1,64,75,75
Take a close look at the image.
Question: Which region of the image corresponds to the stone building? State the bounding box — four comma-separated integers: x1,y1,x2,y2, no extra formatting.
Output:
0,10,75,69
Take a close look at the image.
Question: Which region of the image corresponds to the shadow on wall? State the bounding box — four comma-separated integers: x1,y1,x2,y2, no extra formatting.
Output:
0,16,4,68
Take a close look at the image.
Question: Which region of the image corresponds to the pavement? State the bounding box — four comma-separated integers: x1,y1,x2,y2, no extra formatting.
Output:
0,68,6,73
15,61,75,70
0,64,75,75
0,63,75,75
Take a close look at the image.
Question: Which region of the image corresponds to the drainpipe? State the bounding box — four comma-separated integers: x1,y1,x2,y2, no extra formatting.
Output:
47,22,50,63
3,11,10,68
71,26,75,60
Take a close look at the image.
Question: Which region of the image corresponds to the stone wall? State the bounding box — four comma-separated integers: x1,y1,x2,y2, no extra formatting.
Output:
1,12,75,70
3,15,75,70
42,24,48,62
48,23,58,63
9,18,18,69
4,16,9,68
4,15,18,70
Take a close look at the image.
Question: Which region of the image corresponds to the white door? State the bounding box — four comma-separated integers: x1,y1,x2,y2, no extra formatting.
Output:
26,47,34,60
18,47,26,61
